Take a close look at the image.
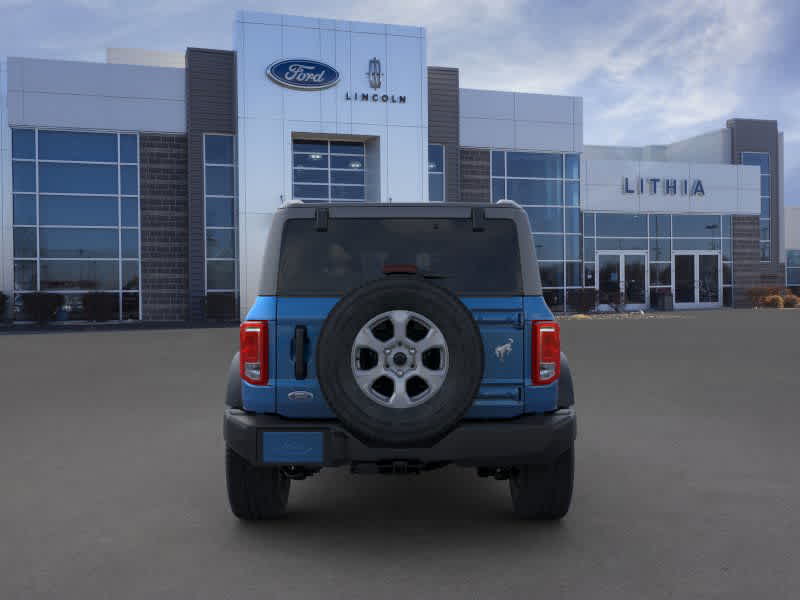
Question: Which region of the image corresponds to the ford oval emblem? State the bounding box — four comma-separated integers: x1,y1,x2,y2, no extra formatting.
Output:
267,59,340,90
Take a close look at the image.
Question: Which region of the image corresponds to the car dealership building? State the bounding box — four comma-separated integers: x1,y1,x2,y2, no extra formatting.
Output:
0,10,793,321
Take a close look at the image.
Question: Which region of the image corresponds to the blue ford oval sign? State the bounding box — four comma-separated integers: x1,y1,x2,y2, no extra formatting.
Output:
267,59,340,90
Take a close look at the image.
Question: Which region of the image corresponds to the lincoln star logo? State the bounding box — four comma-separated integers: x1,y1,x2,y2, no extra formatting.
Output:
494,338,514,362
367,57,382,89
267,59,340,90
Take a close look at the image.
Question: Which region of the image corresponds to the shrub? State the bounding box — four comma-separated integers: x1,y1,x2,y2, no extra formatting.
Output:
0,292,7,322
21,292,65,324
83,292,118,322
782,294,799,308
762,295,784,309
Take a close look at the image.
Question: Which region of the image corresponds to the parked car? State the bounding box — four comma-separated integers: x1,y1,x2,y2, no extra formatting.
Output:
224,201,576,520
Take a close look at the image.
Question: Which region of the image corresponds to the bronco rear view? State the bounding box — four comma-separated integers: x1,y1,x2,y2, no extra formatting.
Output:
224,201,576,520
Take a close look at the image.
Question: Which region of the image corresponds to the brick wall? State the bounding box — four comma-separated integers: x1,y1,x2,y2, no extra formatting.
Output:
732,216,760,307
139,134,189,321
460,149,490,203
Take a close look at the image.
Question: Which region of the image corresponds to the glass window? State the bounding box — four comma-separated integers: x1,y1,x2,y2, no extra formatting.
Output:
121,198,139,227
122,229,139,259
741,152,769,174
121,165,138,195
14,261,37,291
293,153,329,169
722,238,732,261
787,267,800,285
723,263,732,285
13,227,37,258
293,140,328,154
723,287,732,307
120,134,138,163
721,215,732,237
38,130,117,162
491,151,505,177
760,242,770,261
12,161,36,192
294,168,328,184
39,228,118,258
565,181,579,206
759,219,770,242
760,175,770,197
278,218,523,296
122,293,140,320
596,238,647,251
650,264,671,286
13,194,36,225
524,206,563,233
565,208,580,233
584,262,595,286
583,238,594,262
542,289,564,312
12,129,35,159
507,180,562,205
429,174,444,202
649,214,671,237
331,170,365,185
40,260,119,291
332,185,365,200
787,251,800,268
583,212,594,236
331,156,364,170
428,144,444,173
649,238,671,261
761,197,770,218
205,135,234,164
565,262,581,287
507,152,562,178
330,141,364,155
207,229,236,259
206,166,235,196
595,213,647,237
39,163,118,194
122,261,139,290
673,238,721,251
565,154,579,180
533,235,564,261
206,197,234,227
672,214,720,237
293,183,328,199
538,262,564,287
40,195,118,226
565,235,581,261
492,179,505,202
207,260,237,290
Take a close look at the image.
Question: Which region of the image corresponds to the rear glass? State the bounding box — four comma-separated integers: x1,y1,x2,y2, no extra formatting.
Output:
277,218,522,295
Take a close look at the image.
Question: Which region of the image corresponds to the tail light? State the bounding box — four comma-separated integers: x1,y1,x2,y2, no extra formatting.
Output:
532,321,560,385
240,321,268,385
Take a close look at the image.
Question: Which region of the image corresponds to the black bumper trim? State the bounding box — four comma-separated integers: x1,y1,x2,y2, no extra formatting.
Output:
224,408,576,467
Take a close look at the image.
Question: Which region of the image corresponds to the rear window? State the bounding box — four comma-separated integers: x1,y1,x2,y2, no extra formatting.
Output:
277,217,523,295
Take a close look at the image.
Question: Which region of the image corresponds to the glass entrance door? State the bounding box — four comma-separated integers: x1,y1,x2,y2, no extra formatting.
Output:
596,252,648,310
672,252,721,309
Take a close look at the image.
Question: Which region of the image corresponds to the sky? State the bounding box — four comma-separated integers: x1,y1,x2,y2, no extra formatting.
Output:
1,0,798,205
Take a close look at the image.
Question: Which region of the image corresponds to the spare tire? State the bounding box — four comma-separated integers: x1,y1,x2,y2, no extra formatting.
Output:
316,277,484,447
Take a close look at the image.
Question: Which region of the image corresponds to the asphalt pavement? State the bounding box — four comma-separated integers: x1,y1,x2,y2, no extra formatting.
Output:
1,308,799,599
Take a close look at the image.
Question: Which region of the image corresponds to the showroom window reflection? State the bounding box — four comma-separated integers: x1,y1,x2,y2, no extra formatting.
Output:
204,134,239,317
491,150,581,312
741,152,770,261
787,250,800,289
11,128,141,321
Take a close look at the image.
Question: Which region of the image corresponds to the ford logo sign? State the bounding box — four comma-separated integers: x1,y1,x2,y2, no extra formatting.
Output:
267,59,340,90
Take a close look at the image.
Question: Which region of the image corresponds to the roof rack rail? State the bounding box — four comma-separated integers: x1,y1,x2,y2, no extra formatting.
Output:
496,199,522,209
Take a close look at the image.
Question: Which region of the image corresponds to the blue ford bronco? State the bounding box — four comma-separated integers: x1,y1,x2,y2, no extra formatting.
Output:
224,201,576,520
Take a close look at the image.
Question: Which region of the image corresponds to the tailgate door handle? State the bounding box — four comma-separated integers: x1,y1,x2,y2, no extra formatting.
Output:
294,326,308,380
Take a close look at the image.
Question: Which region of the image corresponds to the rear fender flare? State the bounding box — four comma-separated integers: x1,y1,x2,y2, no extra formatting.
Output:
558,352,574,408
226,352,242,409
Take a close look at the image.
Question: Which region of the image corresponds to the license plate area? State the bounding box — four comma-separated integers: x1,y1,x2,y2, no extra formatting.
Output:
261,431,324,465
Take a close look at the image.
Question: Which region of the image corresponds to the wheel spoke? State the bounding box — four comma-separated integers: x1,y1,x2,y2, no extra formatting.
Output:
389,383,414,409
389,310,410,341
353,365,383,392
417,365,447,391
353,327,383,354
417,328,446,353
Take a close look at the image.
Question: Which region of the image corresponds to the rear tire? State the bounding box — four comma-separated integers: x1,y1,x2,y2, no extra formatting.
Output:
509,446,574,520
226,447,290,520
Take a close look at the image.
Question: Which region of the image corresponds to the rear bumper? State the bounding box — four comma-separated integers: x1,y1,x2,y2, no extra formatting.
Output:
224,408,576,467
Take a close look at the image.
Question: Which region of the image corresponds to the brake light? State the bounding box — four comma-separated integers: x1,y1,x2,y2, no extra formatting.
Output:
532,321,560,385
240,321,268,385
